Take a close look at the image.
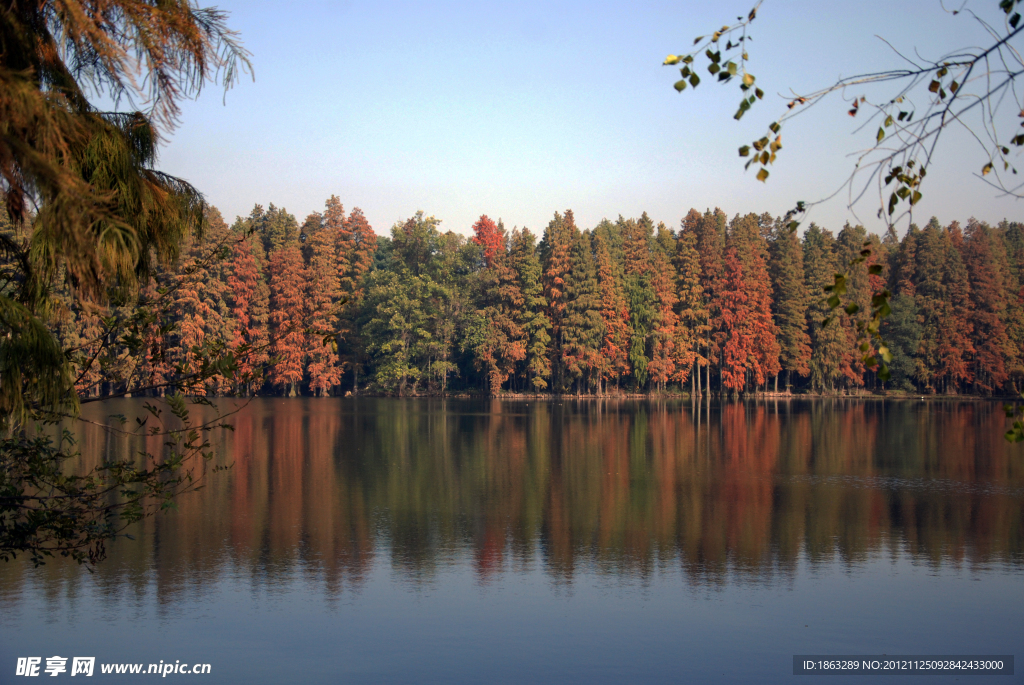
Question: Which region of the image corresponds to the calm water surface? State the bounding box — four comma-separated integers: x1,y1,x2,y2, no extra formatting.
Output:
1,398,1022,683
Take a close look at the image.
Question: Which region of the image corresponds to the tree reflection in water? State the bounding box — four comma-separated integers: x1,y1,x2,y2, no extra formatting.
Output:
2,398,1020,603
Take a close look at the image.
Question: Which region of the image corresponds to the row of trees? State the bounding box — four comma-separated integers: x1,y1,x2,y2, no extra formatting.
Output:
5,399,1015,591
30,199,1024,397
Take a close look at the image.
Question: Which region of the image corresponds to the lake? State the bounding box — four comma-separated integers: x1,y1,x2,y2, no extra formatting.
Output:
1,398,1021,683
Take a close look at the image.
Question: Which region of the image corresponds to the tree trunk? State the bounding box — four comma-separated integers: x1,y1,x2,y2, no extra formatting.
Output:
705,357,710,397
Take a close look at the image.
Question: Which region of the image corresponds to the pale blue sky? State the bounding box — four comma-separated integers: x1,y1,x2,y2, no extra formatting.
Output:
156,0,1023,237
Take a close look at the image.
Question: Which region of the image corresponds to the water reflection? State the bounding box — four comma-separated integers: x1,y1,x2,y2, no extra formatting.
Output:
2,398,1021,605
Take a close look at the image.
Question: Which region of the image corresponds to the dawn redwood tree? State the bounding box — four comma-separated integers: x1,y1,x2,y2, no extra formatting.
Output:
305,211,344,396
648,229,679,393
268,241,307,396
695,208,727,393
718,247,751,392
540,210,576,390
913,218,974,392
673,221,708,395
69,304,106,398
343,207,377,300
472,215,504,268
136,277,172,395
226,227,269,394
166,209,231,393
665,5,1024,395
593,232,631,393
962,219,1011,393
937,222,975,393
727,213,780,389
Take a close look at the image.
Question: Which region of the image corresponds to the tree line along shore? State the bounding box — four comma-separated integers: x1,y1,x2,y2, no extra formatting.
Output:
14,198,1022,399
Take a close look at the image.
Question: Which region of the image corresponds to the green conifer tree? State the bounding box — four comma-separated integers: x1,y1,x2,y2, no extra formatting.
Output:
803,224,845,392
768,220,811,391
540,210,577,390
561,232,604,393
621,213,655,389
509,228,552,391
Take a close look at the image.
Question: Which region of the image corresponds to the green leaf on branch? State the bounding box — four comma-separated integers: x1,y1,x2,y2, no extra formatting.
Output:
878,363,891,382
